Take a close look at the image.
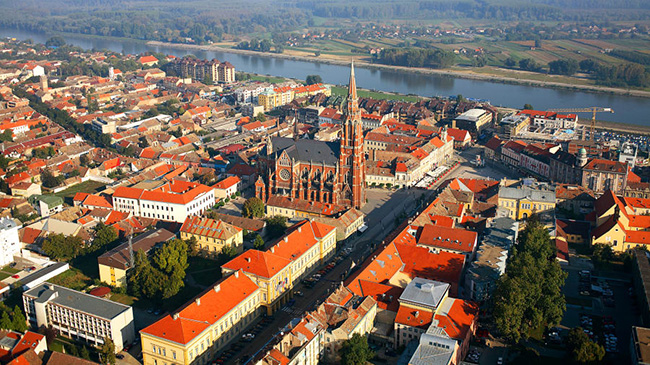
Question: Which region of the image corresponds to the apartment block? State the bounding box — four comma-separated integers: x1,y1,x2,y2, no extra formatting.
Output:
23,283,135,352
0,218,21,267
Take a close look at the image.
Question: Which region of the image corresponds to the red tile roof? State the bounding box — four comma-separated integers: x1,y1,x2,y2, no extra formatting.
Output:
138,55,158,64
395,305,434,329
140,271,258,345
626,231,650,245
433,298,478,340
555,238,569,261
82,194,113,209
395,243,465,291
222,250,291,279
214,176,241,190
417,224,477,253
180,216,242,239
584,159,627,174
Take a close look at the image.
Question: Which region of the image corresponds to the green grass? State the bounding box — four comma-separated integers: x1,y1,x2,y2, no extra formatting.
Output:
187,255,225,287
54,180,106,202
191,269,222,287
331,86,421,102
48,268,93,291
1,265,20,274
245,74,287,84
111,293,137,306
0,272,10,280
49,339,65,353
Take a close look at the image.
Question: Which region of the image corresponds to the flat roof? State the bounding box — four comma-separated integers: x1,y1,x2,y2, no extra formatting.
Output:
20,262,69,287
24,283,131,320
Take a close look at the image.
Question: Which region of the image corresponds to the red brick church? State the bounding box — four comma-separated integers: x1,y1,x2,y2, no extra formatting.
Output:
255,63,366,210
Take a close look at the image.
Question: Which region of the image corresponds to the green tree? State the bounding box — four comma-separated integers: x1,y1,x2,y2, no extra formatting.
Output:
100,336,116,365
242,197,265,218
306,74,323,85
0,129,12,142
42,234,83,260
80,346,91,360
592,243,614,267
253,234,265,250
11,305,27,332
504,57,516,67
92,223,117,251
566,327,605,363
0,311,11,330
220,245,237,259
265,216,288,239
128,250,162,299
152,239,189,299
45,36,66,48
523,104,534,110
492,217,567,343
79,154,90,167
339,333,374,365
41,169,63,188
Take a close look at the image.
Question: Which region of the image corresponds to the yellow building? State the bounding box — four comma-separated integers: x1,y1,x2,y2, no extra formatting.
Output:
497,185,556,220
140,270,260,365
258,87,295,111
221,249,292,315
590,191,650,252
179,216,243,257
222,220,337,314
97,229,175,287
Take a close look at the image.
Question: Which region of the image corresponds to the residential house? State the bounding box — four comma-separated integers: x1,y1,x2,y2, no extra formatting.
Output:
213,176,241,199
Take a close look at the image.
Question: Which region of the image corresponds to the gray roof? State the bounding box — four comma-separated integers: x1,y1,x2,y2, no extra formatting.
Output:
399,278,449,310
483,217,519,249
408,333,456,365
20,262,69,287
271,137,340,166
499,186,555,203
0,217,19,231
98,228,175,270
24,283,131,320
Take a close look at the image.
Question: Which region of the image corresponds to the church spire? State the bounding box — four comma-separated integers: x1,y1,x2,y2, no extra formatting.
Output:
346,62,360,121
348,61,357,102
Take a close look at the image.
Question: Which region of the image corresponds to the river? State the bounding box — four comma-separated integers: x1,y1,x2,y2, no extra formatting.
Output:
1,28,648,126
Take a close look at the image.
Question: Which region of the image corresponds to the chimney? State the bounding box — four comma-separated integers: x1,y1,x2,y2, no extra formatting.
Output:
271,247,275,253
298,226,302,233
235,271,240,278
414,311,419,318
172,313,179,320
214,284,221,292
195,298,201,306
284,236,289,243
245,257,251,263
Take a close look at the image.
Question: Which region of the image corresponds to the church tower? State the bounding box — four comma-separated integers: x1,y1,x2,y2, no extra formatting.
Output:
338,62,365,209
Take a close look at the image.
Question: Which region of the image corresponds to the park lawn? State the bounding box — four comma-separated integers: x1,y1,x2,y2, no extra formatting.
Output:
191,269,222,287
54,180,106,200
0,272,10,281
48,268,93,292
162,285,204,312
49,339,65,353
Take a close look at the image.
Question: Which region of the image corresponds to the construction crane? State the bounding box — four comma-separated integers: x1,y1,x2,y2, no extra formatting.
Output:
546,107,614,141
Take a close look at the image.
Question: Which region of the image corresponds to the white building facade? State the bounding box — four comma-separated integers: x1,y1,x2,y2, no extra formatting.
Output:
0,218,21,267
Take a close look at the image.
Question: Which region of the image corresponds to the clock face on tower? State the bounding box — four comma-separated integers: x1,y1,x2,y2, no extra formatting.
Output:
279,169,291,181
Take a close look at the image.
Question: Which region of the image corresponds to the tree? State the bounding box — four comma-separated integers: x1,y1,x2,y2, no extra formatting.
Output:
152,239,189,299
79,154,90,167
519,58,541,72
80,346,91,360
186,236,199,256
100,336,116,365
306,74,323,85
242,197,265,218
11,305,27,332
42,234,83,260
41,169,63,188
253,234,265,250
265,216,288,239
220,245,237,259
492,217,567,343
592,243,614,267
128,250,162,299
0,129,12,142
45,36,66,48
0,311,11,330
548,59,579,76
504,57,517,67
92,223,117,251
523,104,534,110
339,333,374,365
579,59,599,73
566,327,605,363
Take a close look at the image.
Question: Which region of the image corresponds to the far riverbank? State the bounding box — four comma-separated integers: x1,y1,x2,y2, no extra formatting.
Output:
147,41,650,99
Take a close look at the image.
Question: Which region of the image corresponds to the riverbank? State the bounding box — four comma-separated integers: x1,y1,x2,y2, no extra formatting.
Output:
146,41,650,99
578,119,650,135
